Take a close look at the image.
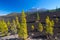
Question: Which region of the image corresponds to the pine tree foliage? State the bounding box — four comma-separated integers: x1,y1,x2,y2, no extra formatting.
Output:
18,10,28,39
51,20,54,27
16,16,19,24
31,25,34,31
56,18,59,23
16,16,20,29
46,16,54,35
46,16,50,24
7,20,10,26
15,16,20,34
38,23,43,32
0,20,8,36
45,16,50,34
11,20,17,34
36,13,40,21
48,26,54,35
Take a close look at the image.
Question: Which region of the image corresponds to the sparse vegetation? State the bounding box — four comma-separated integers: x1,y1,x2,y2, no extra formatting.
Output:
31,25,34,31
0,8,60,40
38,23,43,32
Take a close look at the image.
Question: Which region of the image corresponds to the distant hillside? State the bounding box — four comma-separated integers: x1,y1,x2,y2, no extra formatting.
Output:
0,8,60,33
0,8,60,23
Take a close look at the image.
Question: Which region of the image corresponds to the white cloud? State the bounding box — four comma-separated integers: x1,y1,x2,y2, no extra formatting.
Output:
37,8,40,10
0,10,11,16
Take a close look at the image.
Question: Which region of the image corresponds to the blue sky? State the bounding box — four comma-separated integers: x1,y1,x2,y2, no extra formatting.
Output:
0,0,60,16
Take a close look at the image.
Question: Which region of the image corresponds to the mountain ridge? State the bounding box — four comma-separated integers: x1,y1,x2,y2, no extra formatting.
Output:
0,8,60,22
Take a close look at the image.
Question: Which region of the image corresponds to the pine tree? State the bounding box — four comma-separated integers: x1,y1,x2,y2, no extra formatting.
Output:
49,20,54,35
46,16,50,24
45,16,54,39
56,18,59,23
7,20,10,26
16,16,19,24
31,25,34,31
46,16,50,34
18,10,28,40
7,20,11,35
38,23,43,32
0,20,8,36
11,20,17,34
51,20,54,27
48,26,53,35
16,16,20,27
7,20,11,30
36,13,40,22
15,16,20,33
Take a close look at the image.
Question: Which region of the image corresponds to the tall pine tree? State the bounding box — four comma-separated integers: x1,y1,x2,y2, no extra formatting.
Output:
45,16,54,39
0,20,8,36
18,10,28,40
11,20,17,34
15,16,20,33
